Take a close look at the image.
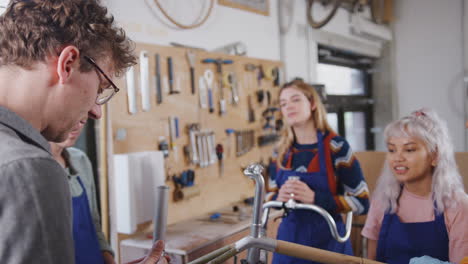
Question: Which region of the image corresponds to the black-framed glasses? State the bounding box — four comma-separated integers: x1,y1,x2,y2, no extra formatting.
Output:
84,55,120,105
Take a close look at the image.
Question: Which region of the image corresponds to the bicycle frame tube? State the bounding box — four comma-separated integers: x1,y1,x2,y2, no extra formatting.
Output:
261,200,353,243
242,164,266,263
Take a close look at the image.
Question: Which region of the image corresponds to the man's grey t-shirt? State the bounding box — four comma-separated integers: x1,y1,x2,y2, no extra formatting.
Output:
0,106,74,263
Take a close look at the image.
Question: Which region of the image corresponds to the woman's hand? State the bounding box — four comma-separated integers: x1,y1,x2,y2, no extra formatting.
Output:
277,179,315,204
125,240,170,264
102,251,116,264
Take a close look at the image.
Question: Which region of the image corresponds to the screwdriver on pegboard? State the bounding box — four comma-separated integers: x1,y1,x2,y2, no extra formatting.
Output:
216,143,224,177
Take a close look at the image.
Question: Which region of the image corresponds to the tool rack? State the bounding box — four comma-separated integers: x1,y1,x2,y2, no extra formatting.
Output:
104,43,283,258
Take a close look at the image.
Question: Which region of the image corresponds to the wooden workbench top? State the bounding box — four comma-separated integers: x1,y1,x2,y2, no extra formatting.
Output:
121,201,282,257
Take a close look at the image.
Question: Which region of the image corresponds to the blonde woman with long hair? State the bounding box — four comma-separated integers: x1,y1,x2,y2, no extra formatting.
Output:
362,108,468,264
271,79,370,264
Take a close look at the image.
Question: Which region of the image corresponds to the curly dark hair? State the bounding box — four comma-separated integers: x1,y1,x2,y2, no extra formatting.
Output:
0,0,136,76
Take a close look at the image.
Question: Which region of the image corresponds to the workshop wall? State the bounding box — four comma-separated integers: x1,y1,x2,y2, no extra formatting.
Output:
108,42,283,244
392,0,466,150
102,0,281,61
0,0,7,15
103,0,384,81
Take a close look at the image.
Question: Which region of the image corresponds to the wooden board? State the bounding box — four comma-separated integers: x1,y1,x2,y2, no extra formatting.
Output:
108,43,283,256
219,0,269,16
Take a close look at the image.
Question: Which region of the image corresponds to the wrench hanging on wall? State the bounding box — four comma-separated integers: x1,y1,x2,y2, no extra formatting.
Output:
201,58,233,116
154,54,163,104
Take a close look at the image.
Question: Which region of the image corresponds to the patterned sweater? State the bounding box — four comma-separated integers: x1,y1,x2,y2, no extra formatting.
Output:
268,132,369,215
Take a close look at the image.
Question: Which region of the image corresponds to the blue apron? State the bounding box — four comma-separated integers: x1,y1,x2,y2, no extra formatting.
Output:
272,132,353,264
376,206,449,264
72,176,105,264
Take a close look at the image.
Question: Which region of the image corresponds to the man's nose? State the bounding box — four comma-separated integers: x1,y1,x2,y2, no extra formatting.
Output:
88,104,102,120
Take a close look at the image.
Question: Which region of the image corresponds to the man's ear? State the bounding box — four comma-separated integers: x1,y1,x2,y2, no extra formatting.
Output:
57,46,80,85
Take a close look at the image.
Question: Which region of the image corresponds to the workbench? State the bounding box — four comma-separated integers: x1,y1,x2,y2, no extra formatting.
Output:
120,202,282,264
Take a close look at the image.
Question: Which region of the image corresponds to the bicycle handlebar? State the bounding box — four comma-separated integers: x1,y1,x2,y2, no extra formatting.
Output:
262,200,353,243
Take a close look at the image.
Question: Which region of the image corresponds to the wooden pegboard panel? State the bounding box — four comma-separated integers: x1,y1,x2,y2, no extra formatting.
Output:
109,43,283,226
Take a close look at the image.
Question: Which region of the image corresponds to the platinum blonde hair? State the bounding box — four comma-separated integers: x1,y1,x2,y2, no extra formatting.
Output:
373,108,466,214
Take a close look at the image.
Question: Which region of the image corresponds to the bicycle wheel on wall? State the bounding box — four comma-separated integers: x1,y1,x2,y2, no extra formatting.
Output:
307,0,342,29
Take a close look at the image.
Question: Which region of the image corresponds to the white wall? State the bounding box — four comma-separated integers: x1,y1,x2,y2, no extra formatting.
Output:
104,0,384,81
392,0,465,150
104,0,281,61
277,1,383,82
0,0,8,15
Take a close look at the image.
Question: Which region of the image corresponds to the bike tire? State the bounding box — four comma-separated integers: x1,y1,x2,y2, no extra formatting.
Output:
307,0,342,29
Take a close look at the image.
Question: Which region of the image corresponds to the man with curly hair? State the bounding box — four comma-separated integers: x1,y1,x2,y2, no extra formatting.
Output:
0,0,167,263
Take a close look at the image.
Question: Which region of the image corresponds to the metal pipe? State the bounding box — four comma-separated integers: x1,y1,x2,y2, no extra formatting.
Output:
234,236,277,253
208,247,238,264
243,164,266,238
188,244,233,264
260,207,271,230
261,200,353,243
242,163,266,263
152,185,169,242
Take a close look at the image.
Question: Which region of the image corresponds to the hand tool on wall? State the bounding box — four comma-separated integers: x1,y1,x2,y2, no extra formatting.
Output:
167,57,179,94
202,132,210,167
198,76,208,109
174,117,180,139
125,65,137,115
273,67,280,87
187,124,200,165
172,170,199,202
236,131,241,157
168,117,179,162
173,170,195,187
262,65,278,82
262,107,280,131
168,116,177,150
196,133,206,167
216,144,224,177
158,136,169,158
244,63,257,72
154,54,163,104
258,133,281,147
223,72,239,105
257,65,264,87
247,95,255,123
203,70,215,113
207,132,217,165
186,51,196,95
235,130,255,156
139,51,151,111
224,128,235,158
201,58,233,116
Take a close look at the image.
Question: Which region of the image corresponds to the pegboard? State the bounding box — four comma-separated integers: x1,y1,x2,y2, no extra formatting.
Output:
109,43,283,228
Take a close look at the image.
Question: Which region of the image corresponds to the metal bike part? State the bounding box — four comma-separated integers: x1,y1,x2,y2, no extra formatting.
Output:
262,200,353,243
242,164,266,264
153,185,169,242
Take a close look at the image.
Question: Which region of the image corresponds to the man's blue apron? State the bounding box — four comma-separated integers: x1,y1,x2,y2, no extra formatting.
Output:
72,176,104,264
272,132,353,264
376,205,449,264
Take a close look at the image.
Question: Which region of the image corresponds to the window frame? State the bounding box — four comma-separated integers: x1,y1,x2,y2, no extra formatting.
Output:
317,45,375,150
